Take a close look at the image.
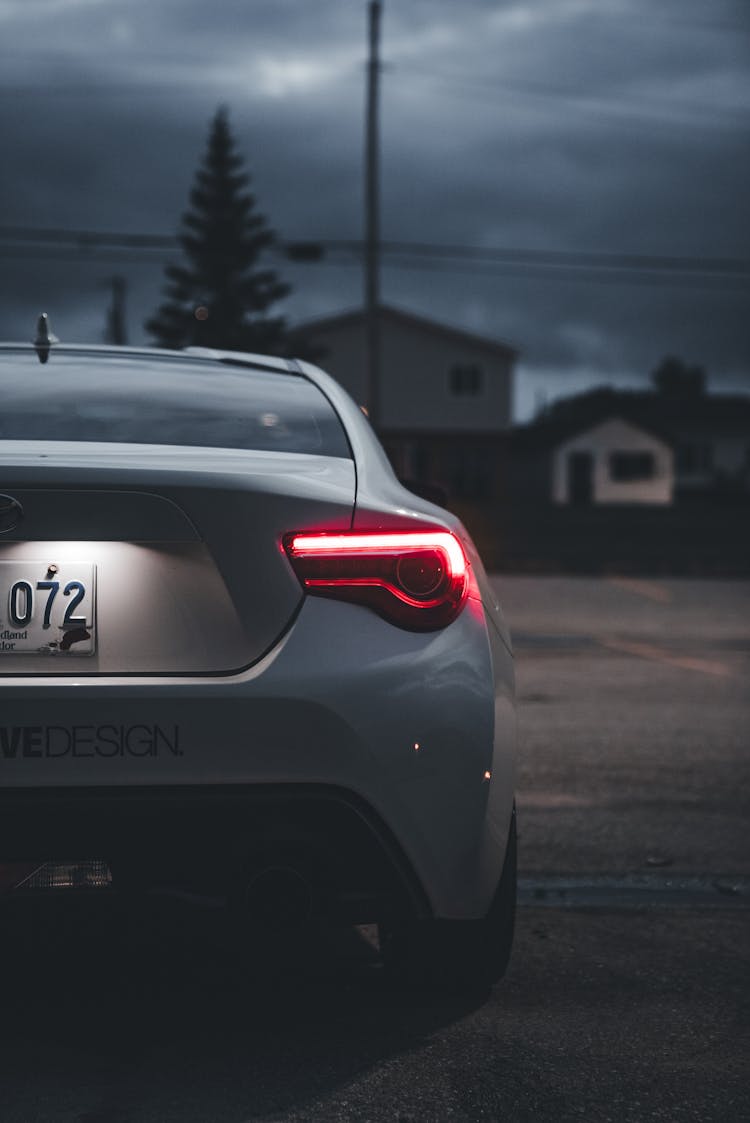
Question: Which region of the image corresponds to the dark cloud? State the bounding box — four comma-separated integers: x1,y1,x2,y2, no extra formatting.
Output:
0,0,747,417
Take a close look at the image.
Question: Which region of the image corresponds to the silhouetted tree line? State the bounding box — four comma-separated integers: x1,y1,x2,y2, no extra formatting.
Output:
650,356,706,397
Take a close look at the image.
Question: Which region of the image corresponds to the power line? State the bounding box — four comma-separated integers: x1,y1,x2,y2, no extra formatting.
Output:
2,245,745,291
0,225,748,288
388,65,749,129
0,225,175,250
323,239,750,277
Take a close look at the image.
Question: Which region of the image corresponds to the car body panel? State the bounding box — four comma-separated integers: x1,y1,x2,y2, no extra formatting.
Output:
0,447,355,673
0,595,513,917
0,344,516,923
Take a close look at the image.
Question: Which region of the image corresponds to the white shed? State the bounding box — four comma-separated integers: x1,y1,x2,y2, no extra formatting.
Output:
552,416,674,506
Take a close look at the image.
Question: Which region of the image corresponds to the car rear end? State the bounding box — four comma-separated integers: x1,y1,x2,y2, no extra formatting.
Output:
0,346,515,947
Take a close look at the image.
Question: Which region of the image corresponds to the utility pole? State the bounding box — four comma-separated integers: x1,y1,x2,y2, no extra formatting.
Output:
364,0,382,428
104,275,127,345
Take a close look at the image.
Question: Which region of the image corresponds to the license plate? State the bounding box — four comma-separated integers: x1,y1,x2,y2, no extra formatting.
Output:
0,561,96,656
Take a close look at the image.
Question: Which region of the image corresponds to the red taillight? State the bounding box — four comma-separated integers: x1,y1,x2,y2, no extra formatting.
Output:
284,529,470,631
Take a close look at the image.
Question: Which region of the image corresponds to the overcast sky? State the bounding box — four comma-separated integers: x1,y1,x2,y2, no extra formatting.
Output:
0,0,748,418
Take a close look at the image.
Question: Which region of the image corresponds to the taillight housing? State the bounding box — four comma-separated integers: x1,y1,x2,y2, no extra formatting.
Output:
284,529,470,632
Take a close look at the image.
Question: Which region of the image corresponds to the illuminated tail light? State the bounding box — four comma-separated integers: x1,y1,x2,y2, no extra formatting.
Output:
283,529,470,631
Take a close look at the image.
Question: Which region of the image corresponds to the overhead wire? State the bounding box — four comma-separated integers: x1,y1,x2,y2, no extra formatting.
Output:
0,225,747,290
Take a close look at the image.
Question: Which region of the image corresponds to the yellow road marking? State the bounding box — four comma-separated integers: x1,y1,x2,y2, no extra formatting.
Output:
607,576,672,603
517,792,594,809
599,637,734,677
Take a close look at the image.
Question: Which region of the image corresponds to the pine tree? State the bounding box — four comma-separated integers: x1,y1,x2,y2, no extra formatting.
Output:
146,107,290,353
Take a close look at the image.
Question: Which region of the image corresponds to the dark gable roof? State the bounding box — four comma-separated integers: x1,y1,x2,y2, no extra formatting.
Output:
295,303,519,360
514,385,750,451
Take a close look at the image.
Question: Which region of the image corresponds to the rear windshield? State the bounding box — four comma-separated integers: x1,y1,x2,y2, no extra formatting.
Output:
0,350,351,458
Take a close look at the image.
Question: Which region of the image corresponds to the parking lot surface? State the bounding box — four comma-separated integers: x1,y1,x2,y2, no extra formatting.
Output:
0,902,747,1123
2,577,748,1122
495,576,750,880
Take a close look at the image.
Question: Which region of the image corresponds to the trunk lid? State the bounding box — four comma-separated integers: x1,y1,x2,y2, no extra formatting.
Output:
0,443,355,675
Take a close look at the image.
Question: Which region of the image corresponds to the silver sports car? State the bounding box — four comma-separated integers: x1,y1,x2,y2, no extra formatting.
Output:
0,340,516,986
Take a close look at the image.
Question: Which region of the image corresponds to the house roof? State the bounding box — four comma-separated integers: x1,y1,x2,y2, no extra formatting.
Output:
295,303,519,360
514,385,750,451
554,413,671,450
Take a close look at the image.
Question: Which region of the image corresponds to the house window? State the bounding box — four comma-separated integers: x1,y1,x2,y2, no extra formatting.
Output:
449,363,483,396
609,451,656,481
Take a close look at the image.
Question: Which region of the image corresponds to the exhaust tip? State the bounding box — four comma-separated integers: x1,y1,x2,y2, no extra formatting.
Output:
244,865,313,928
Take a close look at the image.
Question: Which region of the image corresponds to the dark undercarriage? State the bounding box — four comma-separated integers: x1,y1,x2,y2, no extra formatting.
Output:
0,784,429,926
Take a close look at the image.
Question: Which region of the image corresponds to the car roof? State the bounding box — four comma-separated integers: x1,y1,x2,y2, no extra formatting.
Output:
0,342,297,377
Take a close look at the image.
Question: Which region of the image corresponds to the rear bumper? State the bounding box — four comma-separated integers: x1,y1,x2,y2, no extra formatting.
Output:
0,597,516,919
0,784,429,922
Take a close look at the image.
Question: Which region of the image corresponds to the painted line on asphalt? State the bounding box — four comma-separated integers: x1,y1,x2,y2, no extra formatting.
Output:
607,576,672,603
511,633,745,655
513,632,597,649
513,632,738,676
598,637,735,677
519,875,750,909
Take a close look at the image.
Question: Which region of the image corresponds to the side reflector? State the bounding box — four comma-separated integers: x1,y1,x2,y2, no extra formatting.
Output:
284,529,470,631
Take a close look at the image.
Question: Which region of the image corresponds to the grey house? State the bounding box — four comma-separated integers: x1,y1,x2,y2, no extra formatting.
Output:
296,304,518,498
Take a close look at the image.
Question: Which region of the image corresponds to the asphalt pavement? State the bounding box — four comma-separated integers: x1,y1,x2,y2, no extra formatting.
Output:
493,576,750,880
0,901,747,1122
1,576,748,1122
